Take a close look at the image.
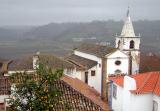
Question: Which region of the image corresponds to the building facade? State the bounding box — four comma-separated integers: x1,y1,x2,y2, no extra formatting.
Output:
65,43,129,99
110,72,160,111
65,8,141,98
115,7,141,74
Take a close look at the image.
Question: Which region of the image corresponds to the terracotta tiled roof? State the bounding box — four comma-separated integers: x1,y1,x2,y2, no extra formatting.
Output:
66,54,97,70
8,54,74,71
109,72,160,96
109,76,124,87
76,43,117,58
140,53,160,73
61,75,110,111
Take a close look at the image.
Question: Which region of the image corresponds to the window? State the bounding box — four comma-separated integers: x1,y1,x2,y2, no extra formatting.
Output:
153,100,158,111
66,69,73,75
115,70,122,74
113,84,117,99
91,70,96,76
115,60,121,66
130,40,135,49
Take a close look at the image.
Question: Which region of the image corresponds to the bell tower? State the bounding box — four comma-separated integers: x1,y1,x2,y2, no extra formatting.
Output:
115,7,141,74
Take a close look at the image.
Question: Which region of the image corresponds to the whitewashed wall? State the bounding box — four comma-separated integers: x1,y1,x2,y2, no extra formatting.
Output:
112,76,155,111
116,36,141,75
130,94,153,111
87,65,102,92
0,95,9,103
112,83,123,111
5,70,35,76
107,50,129,75
122,76,136,111
117,37,140,50
74,51,102,64
74,50,102,93
153,95,160,111
64,68,76,78
75,71,85,82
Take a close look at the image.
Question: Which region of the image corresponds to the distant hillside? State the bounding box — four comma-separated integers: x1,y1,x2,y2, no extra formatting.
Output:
23,20,160,39
24,21,123,41
0,20,160,58
24,20,160,52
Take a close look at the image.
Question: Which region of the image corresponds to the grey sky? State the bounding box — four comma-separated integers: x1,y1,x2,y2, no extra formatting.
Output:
0,0,159,26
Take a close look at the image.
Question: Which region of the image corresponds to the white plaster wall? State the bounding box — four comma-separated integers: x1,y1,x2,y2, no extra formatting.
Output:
115,36,141,75
74,50,102,93
65,65,102,93
121,38,140,50
122,76,136,111
130,94,153,111
112,86,153,111
153,95,160,111
0,95,9,103
64,68,76,78
75,71,85,82
74,51,102,64
107,51,129,75
6,70,35,76
87,65,102,92
112,76,157,111
123,76,152,111
112,84,123,111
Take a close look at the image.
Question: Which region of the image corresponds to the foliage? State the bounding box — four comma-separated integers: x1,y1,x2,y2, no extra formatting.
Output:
8,64,70,111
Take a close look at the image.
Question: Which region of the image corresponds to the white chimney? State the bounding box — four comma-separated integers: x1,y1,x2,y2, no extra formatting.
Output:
33,52,40,70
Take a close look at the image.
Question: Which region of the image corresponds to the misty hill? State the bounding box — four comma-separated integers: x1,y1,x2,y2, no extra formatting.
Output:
23,20,160,39
24,20,160,52
24,21,122,41
0,28,19,41
0,20,160,58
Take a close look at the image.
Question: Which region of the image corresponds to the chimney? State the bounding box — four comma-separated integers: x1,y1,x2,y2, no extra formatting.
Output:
33,52,40,70
101,57,107,100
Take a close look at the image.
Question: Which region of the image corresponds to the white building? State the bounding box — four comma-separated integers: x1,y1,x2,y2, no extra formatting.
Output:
64,7,141,99
109,71,160,111
65,44,129,95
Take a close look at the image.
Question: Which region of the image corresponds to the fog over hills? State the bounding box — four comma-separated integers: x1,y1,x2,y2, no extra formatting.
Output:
0,20,160,58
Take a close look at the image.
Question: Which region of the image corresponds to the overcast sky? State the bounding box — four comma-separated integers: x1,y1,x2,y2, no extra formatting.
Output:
0,0,159,26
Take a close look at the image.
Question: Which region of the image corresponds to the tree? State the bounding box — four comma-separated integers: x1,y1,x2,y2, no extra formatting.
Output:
8,64,70,111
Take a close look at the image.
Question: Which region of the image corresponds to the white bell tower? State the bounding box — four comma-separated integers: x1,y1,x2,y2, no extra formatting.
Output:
115,7,141,74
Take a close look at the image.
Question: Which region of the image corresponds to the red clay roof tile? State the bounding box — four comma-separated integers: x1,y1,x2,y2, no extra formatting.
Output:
61,75,110,111
109,72,160,96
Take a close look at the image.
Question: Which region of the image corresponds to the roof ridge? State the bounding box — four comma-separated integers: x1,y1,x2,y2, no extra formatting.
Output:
136,73,152,92
68,60,85,69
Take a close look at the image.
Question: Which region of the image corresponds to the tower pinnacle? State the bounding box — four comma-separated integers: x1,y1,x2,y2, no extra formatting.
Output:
121,7,135,37
127,6,130,17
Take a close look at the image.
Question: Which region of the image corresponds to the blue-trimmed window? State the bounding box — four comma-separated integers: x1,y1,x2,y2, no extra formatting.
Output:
113,84,117,99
